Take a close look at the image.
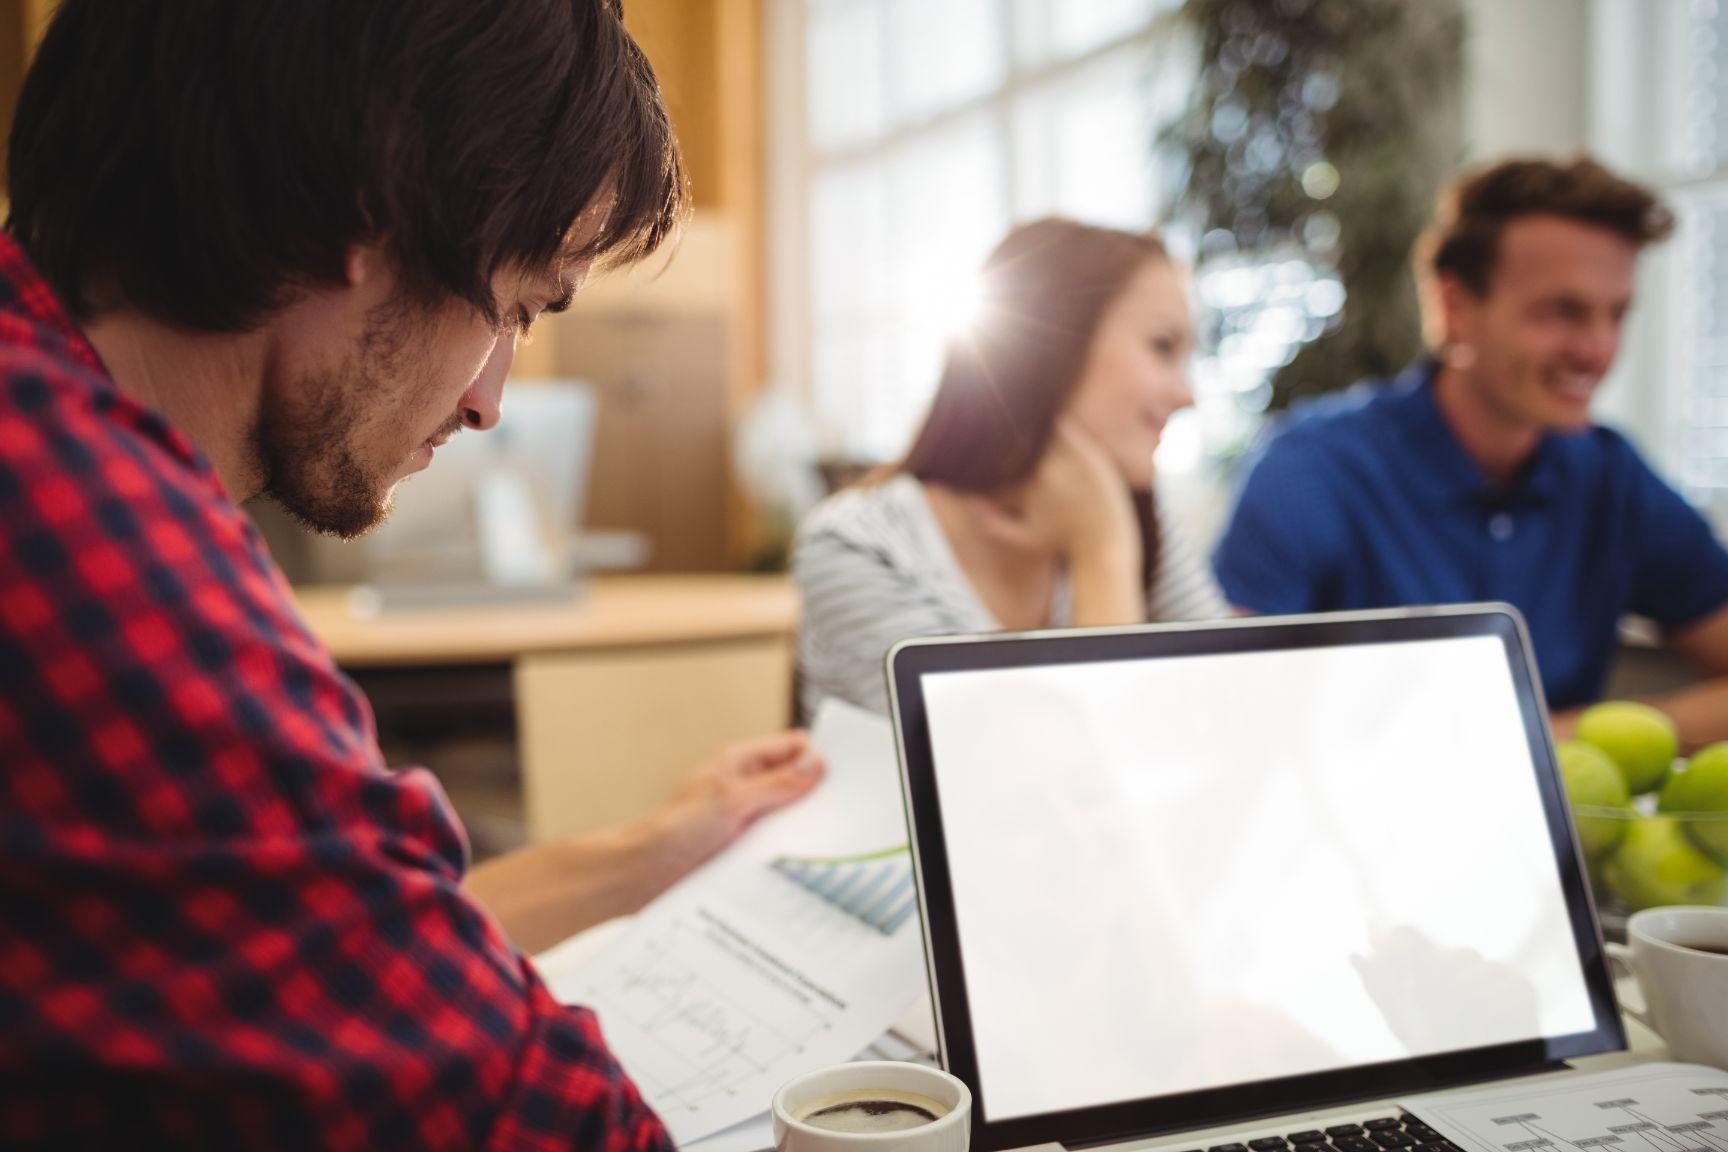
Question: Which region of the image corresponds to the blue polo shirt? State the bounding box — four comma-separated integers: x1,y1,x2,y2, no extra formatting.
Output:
1213,359,1728,709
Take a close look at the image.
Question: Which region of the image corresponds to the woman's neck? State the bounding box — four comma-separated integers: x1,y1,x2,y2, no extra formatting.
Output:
921,481,1061,630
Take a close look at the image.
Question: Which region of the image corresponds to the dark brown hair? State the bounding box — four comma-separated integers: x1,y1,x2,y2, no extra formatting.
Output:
6,0,686,332
1418,156,1674,303
899,217,1171,588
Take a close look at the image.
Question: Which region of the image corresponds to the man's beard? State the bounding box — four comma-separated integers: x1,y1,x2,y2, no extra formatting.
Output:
256,376,393,540
255,298,457,540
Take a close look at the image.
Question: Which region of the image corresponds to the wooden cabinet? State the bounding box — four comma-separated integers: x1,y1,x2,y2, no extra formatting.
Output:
295,575,798,843
516,636,791,841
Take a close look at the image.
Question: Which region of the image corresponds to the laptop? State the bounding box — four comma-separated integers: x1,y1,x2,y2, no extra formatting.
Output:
886,604,1628,1152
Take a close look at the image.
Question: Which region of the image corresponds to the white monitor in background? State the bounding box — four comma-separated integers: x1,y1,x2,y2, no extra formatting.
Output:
347,380,600,605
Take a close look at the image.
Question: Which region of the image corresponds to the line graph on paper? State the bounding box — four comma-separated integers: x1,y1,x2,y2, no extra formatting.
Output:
770,845,918,936
582,916,837,1117
574,846,922,1136
548,702,933,1146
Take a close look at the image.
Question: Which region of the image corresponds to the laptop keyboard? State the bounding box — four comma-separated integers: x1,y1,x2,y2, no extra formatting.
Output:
1179,1113,1461,1152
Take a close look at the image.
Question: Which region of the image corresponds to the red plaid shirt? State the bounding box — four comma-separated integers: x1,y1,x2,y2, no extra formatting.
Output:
0,233,672,1151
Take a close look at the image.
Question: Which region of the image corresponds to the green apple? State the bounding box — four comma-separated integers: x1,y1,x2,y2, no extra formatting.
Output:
1603,815,1728,912
1576,701,1677,795
1658,743,1728,867
1557,740,1633,858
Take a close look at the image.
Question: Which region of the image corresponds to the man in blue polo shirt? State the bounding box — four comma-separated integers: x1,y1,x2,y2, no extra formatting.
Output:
1214,157,1728,746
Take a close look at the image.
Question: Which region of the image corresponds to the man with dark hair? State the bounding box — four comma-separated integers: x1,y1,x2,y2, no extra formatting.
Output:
1214,156,1728,745
0,2,821,1147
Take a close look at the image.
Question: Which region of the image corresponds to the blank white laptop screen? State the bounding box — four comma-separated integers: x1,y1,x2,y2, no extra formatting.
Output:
918,634,1599,1124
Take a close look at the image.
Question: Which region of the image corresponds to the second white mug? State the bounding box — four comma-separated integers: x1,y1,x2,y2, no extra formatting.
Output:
1606,905,1728,1069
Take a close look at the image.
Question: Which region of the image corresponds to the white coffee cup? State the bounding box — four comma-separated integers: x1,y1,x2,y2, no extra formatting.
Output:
772,1061,972,1152
1606,905,1728,1069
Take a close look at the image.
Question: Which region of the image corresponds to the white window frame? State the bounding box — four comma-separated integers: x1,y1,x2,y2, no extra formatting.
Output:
1591,0,1728,521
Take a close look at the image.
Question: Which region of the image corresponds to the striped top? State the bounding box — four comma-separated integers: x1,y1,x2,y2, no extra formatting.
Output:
792,473,1229,717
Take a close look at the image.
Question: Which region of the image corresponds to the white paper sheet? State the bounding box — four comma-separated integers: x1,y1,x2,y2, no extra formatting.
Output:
680,1112,775,1152
1405,1062,1728,1152
543,700,930,1146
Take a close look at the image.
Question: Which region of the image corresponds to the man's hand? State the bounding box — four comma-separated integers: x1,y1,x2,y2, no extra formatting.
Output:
465,732,824,955
648,732,826,871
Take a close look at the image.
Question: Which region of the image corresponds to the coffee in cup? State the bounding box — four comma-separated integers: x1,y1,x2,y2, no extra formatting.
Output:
1675,942,1728,957
797,1089,949,1133
773,1061,971,1151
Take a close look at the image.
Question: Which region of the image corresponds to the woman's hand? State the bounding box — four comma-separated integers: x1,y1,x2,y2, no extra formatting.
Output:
971,419,1145,628
977,419,1139,561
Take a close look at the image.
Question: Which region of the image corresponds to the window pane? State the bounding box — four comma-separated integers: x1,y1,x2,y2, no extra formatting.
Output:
809,162,890,321
809,162,895,453
879,116,1010,456
1677,195,1728,499
884,0,1006,123
1011,0,1179,69
1011,43,1168,226
811,132,1009,461
812,328,897,458
1684,0,1728,174
807,0,886,151
808,117,1010,459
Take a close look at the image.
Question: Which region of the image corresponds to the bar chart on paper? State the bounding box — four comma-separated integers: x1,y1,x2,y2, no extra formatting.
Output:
770,846,918,936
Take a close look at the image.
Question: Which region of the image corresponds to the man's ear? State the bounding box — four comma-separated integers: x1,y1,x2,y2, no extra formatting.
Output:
343,243,391,290
1435,272,1485,351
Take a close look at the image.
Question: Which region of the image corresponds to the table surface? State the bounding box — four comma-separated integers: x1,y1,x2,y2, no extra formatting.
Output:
293,573,797,666
533,923,1672,1152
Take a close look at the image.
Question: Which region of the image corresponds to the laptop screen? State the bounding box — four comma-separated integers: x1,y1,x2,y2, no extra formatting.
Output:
892,609,1622,1147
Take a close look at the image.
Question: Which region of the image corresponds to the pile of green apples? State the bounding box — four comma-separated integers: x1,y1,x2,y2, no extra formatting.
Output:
1558,701,1728,912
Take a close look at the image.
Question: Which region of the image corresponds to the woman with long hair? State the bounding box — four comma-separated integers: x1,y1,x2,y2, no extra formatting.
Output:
794,217,1226,716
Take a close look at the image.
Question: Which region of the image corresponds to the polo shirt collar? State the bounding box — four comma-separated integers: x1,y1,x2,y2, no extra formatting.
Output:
1388,357,1563,511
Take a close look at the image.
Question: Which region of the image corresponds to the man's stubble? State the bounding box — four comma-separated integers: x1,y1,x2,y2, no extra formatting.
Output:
256,297,461,540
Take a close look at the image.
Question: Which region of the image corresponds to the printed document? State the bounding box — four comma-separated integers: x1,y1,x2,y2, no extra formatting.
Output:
542,700,929,1146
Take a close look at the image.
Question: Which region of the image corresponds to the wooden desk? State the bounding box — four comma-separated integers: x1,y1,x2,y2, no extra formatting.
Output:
295,575,797,842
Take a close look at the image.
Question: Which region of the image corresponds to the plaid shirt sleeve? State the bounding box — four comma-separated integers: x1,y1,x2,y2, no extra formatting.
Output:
0,246,673,1151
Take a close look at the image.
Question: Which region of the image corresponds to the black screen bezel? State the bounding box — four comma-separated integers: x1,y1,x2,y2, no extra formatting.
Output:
887,605,1625,1152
